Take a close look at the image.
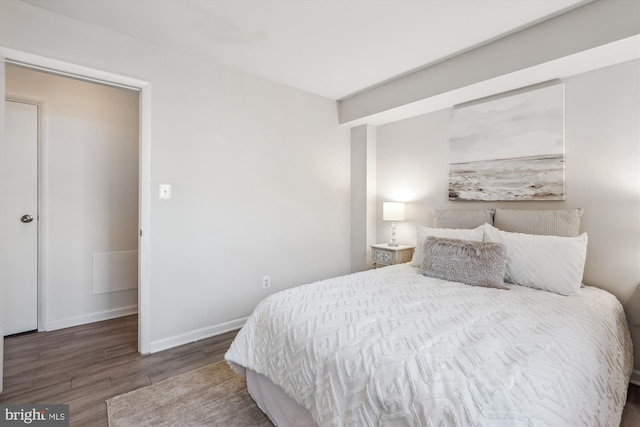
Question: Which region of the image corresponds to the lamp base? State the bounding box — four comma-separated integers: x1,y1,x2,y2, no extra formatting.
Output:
389,221,399,247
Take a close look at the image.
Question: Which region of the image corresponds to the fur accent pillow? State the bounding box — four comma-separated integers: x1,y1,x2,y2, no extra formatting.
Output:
410,224,485,266
420,237,508,290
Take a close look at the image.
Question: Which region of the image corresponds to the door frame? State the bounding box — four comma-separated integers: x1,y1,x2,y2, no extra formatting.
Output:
0,48,152,357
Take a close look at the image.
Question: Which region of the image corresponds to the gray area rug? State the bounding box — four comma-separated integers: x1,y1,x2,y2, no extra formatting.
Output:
107,361,273,426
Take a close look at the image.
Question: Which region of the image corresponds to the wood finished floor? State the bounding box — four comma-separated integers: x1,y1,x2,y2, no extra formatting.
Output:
0,315,237,426
1,315,639,426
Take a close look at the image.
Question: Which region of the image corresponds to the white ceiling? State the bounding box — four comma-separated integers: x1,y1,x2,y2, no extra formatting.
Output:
23,0,589,100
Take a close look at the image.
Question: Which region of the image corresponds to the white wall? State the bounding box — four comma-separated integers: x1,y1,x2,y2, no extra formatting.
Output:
0,1,351,349
376,60,640,372
5,64,139,329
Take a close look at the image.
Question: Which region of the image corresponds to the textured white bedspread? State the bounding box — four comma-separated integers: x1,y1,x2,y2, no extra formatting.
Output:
226,264,633,427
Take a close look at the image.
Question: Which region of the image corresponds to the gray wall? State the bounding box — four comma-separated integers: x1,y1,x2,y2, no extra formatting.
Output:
0,1,351,349
350,125,377,271
376,60,640,373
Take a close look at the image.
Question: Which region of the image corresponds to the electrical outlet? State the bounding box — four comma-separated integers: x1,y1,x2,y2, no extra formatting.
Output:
262,275,271,289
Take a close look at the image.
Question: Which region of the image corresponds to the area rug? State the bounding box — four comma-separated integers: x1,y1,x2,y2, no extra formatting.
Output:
106,361,273,426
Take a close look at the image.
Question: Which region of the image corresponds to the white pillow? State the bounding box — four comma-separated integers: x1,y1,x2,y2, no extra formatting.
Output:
410,224,485,266
483,224,588,296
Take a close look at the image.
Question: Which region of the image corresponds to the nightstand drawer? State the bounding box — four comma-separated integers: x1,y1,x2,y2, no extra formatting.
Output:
374,249,393,264
371,244,414,268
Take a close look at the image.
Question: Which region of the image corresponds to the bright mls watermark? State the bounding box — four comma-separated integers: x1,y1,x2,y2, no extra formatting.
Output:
0,404,68,426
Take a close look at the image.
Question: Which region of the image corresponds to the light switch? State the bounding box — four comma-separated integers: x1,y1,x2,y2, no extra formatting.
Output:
159,184,172,200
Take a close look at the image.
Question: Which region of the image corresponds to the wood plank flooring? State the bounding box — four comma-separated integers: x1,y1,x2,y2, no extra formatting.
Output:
1,314,639,426
0,315,237,426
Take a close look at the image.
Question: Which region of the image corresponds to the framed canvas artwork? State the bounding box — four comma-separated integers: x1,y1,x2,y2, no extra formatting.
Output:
449,83,565,201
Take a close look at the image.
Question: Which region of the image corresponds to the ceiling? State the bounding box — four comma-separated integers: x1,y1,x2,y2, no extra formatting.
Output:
23,0,589,100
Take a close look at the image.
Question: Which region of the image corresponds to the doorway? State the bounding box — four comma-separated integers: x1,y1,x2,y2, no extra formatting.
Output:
3,64,140,338
0,49,151,360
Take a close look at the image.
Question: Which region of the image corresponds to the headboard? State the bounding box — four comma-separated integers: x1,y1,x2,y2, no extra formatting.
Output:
433,208,583,236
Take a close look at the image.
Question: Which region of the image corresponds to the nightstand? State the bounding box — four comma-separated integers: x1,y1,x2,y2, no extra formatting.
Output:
371,244,415,268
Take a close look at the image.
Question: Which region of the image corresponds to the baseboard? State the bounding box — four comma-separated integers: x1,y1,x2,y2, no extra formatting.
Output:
45,305,138,331
149,316,247,354
631,369,640,386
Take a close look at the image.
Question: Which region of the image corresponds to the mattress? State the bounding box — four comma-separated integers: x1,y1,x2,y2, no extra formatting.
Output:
226,263,633,426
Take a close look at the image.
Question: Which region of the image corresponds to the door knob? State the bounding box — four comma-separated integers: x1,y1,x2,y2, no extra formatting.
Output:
21,214,34,223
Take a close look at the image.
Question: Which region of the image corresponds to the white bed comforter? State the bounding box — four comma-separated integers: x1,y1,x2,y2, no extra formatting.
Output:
225,264,633,427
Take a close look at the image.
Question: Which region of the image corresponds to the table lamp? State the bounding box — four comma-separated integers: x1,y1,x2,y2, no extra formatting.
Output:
383,202,405,247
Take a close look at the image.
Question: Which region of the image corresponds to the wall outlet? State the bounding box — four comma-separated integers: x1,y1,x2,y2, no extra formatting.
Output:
262,275,271,289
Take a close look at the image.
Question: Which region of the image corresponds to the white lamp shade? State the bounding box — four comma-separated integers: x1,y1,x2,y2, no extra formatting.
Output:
383,202,405,221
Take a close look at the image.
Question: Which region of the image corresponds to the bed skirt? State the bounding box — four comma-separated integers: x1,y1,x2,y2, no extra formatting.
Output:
246,368,317,427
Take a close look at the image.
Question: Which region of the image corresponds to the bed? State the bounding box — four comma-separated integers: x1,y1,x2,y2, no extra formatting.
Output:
225,209,633,426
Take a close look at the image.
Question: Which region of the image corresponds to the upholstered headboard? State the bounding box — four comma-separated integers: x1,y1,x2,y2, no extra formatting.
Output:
433,208,583,236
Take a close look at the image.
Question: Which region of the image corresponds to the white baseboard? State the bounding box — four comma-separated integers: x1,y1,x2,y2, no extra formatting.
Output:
631,369,640,386
45,305,138,331
149,317,247,354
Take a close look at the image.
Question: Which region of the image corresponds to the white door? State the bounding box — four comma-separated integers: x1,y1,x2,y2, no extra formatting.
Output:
2,100,38,335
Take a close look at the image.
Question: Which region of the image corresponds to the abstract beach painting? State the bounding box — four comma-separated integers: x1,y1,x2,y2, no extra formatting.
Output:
449,84,565,201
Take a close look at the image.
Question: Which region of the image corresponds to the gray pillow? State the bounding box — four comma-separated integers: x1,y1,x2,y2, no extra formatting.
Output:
420,237,508,290
494,208,583,237
433,209,494,229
